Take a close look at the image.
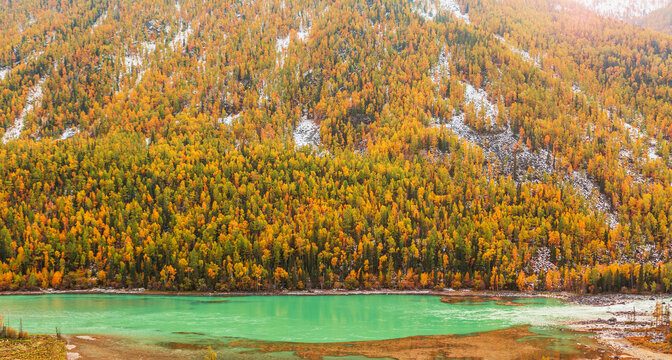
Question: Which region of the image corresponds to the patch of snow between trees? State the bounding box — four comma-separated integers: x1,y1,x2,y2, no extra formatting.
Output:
218,113,240,126
433,113,554,181
495,35,541,68
430,49,451,84
58,126,80,141
2,78,45,144
169,24,193,51
463,82,498,127
91,11,107,33
530,247,556,274
0,68,9,80
297,21,311,42
294,116,321,149
569,171,619,227
432,113,618,226
124,41,156,85
623,120,660,161
413,0,470,23
276,35,290,67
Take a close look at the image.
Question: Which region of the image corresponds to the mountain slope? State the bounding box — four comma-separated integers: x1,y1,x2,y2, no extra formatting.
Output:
570,0,670,20
636,3,672,33
0,0,671,293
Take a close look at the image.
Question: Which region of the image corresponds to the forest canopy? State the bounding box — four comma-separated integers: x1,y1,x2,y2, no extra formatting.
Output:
0,0,671,293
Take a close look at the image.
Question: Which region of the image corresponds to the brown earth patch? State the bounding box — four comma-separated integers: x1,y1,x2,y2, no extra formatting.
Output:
440,296,505,305
228,326,613,360
626,336,672,356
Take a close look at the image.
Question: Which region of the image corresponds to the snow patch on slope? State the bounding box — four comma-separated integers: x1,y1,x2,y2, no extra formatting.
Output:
463,82,498,127
430,49,451,84
276,34,290,67
435,114,618,225
218,113,240,126
0,68,9,80
496,35,541,68
434,113,554,179
2,78,45,144
570,171,619,227
59,126,80,141
169,24,193,51
294,116,321,148
530,247,556,273
623,121,660,161
570,0,670,20
297,22,311,42
124,41,156,85
91,11,107,33
414,0,470,23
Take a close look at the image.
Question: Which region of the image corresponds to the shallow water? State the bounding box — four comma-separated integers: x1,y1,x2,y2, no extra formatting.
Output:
0,294,661,342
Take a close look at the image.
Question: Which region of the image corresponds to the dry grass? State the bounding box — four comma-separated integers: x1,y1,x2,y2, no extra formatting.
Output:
0,335,66,360
627,336,672,354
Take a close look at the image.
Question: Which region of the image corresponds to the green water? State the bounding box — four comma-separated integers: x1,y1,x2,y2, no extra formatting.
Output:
0,294,581,344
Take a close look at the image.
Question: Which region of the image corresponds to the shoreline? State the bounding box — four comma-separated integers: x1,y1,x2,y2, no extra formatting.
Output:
0,287,580,298
2,288,670,304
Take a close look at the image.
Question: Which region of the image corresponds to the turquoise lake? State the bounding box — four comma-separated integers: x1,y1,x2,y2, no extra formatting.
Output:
0,294,640,343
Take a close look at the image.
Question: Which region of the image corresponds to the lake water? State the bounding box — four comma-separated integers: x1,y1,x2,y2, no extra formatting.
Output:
0,294,668,358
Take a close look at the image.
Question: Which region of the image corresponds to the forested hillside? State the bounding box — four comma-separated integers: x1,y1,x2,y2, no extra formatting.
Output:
1,0,671,293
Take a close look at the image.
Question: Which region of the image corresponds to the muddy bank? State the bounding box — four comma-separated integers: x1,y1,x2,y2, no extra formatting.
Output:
228,326,612,360
438,295,542,306
64,326,613,360
65,335,205,360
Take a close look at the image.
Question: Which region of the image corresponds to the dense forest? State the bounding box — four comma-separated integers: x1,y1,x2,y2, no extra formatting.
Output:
0,0,671,293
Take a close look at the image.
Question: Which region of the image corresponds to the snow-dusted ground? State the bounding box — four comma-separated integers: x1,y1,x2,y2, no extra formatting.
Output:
297,21,311,42
571,83,582,95
123,41,156,85
414,0,470,23
432,88,618,226
623,120,660,161
463,82,498,127
569,171,619,227
91,11,107,33
169,24,193,51
2,78,45,144
294,116,321,148
0,68,9,80
276,34,290,67
509,46,541,68
496,35,541,68
430,49,451,84
530,247,557,274
434,113,554,180
570,0,670,20
218,113,240,126
59,126,80,141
